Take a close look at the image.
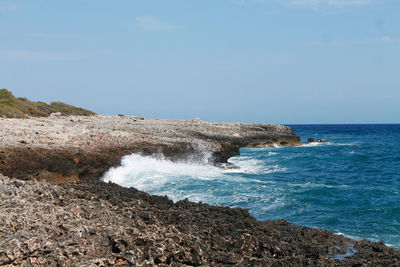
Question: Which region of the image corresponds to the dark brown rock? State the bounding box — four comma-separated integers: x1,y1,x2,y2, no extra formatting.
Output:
308,138,329,144
0,174,398,266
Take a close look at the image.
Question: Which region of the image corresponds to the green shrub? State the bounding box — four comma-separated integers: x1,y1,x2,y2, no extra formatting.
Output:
50,101,96,116
0,88,96,118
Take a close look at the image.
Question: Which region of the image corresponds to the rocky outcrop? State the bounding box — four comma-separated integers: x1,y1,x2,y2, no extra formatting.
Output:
308,138,329,143
0,174,399,266
0,116,300,182
1,116,399,265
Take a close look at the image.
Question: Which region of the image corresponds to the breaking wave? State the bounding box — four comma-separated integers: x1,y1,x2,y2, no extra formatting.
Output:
103,154,222,191
102,152,288,203
102,123,400,249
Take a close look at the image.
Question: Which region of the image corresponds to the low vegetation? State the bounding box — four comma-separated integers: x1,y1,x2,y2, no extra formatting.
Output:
0,89,96,118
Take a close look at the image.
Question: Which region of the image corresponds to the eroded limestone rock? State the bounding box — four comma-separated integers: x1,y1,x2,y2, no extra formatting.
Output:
0,174,399,266
0,116,300,182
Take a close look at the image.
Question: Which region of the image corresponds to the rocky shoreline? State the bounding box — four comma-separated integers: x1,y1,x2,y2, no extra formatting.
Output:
0,115,300,182
0,115,399,266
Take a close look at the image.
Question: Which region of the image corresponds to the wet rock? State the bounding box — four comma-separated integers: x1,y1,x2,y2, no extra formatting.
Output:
308,138,329,143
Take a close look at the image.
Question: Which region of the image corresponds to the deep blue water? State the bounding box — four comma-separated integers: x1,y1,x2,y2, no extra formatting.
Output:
104,124,400,248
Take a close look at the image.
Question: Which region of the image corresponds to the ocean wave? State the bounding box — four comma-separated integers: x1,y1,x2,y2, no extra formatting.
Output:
287,182,349,189
301,142,331,147
260,197,286,211
228,157,287,174
227,157,265,174
300,142,359,147
335,143,360,146
102,153,225,190
102,152,289,205
101,123,400,250
102,152,282,190
244,146,281,152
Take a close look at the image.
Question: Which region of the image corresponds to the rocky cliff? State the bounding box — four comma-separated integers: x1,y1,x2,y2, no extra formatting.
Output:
1,116,399,266
0,115,300,182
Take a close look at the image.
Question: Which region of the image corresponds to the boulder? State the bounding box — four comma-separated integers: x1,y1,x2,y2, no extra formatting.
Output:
308,138,329,144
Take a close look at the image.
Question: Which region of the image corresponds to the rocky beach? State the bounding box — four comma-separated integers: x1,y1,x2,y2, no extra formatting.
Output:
1,115,399,266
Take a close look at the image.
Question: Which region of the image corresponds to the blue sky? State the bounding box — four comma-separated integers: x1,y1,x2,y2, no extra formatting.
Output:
1,0,399,123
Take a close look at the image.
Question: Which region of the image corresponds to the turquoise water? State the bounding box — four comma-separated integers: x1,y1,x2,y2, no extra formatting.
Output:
103,124,400,248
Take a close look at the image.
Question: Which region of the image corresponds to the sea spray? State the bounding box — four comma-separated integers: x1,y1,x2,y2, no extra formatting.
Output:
102,153,224,190
102,152,287,204
103,124,400,248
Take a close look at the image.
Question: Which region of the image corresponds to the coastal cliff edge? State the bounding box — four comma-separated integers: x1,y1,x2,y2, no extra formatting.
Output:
0,116,399,266
0,115,300,182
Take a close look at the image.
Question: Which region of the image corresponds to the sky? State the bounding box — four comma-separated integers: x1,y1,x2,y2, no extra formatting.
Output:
0,0,399,124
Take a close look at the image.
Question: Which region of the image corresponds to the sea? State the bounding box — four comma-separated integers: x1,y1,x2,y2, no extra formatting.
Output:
103,124,400,249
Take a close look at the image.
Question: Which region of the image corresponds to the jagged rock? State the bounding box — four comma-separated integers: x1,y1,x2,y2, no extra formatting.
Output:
0,174,398,266
308,137,329,143
0,116,399,265
0,116,300,182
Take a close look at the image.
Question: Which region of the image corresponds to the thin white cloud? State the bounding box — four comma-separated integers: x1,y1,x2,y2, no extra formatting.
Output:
0,1,20,14
136,16,180,31
0,50,83,61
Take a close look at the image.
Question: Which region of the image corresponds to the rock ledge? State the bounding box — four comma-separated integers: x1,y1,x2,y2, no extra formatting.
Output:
0,116,300,181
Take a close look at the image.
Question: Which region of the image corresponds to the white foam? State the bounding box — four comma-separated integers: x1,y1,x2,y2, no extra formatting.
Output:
300,142,359,148
301,142,330,147
335,143,359,146
385,243,396,248
287,182,349,189
102,153,277,187
260,197,286,211
227,157,265,174
102,153,224,191
334,232,361,241
228,157,287,174
266,164,288,173
102,153,288,205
